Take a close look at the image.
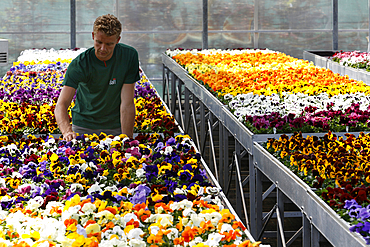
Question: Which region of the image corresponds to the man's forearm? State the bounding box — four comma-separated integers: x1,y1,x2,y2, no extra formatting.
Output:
54,85,76,141
121,103,136,138
55,104,75,138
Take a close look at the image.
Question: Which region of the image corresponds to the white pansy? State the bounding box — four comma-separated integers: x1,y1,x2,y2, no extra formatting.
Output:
37,217,61,240
128,239,146,247
100,238,128,247
57,236,75,247
161,146,173,155
88,161,97,170
105,185,118,192
166,228,179,240
212,197,224,210
101,225,126,242
2,143,19,155
170,199,193,211
123,213,139,225
101,137,113,147
126,228,144,240
37,242,49,247
0,239,12,246
145,214,173,227
0,210,8,220
87,183,103,194
189,213,204,227
220,223,234,233
188,236,204,246
0,157,9,166
81,202,96,214
95,210,115,221
80,162,88,172
17,48,86,63
173,187,186,195
61,205,81,221
43,201,64,216
149,225,160,235
225,91,370,123
157,214,173,227
166,48,276,58
181,137,191,144
113,225,125,235
183,208,196,217
71,139,77,145
70,183,84,192
42,137,56,149
205,232,224,246
11,171,22,179
122,136,130,142
201,211,222,225
5,211,26,231
205,187,219,195
182,217,189,226
25,196,44,210
136,168,145,178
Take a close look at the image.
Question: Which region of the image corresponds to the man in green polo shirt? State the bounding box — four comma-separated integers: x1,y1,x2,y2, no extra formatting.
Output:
55,14,140,141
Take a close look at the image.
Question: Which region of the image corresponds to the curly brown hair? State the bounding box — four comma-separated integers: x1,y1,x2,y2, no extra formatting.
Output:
93,14,122,37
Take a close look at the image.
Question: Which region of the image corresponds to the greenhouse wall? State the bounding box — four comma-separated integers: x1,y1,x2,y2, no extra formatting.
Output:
0,0,369,85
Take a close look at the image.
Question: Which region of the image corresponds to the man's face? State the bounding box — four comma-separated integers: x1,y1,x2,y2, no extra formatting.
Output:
92,30,120,61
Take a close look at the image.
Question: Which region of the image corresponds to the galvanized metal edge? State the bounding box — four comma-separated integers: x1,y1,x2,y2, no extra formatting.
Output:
303,50,370,85
253,142,367,246
252,131,370,143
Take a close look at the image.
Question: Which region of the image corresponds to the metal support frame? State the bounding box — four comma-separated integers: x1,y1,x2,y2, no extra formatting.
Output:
176,86,185,130
234,152,250,231
332,0,338,50
170,73,177,114
277,187,286,247
207,119,218,181
162,56,368,246
70,0,76,49
190,103,201,153
202,0,208,49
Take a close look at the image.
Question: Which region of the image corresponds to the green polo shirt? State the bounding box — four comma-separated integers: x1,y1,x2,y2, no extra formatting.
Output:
63,43,140,129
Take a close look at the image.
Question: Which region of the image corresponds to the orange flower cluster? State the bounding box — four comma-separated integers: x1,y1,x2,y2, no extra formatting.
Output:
170,50,368,97
172,50,297,67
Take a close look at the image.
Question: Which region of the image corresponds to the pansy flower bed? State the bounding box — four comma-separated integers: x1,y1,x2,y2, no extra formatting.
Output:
330,51,370,72
166,49,370,134
0,49,179,136
0,49,260,246
0,132,257,247
265,131,370,244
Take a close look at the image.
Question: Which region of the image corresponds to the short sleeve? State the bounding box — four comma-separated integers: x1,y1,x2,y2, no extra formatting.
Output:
124,49,140,84
63,59,86,89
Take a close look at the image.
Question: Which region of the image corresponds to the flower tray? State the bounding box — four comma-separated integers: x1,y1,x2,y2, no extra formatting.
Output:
303,50,370,85
253,143,366,246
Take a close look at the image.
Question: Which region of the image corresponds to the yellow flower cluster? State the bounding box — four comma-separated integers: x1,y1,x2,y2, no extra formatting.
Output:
266,131,370,187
